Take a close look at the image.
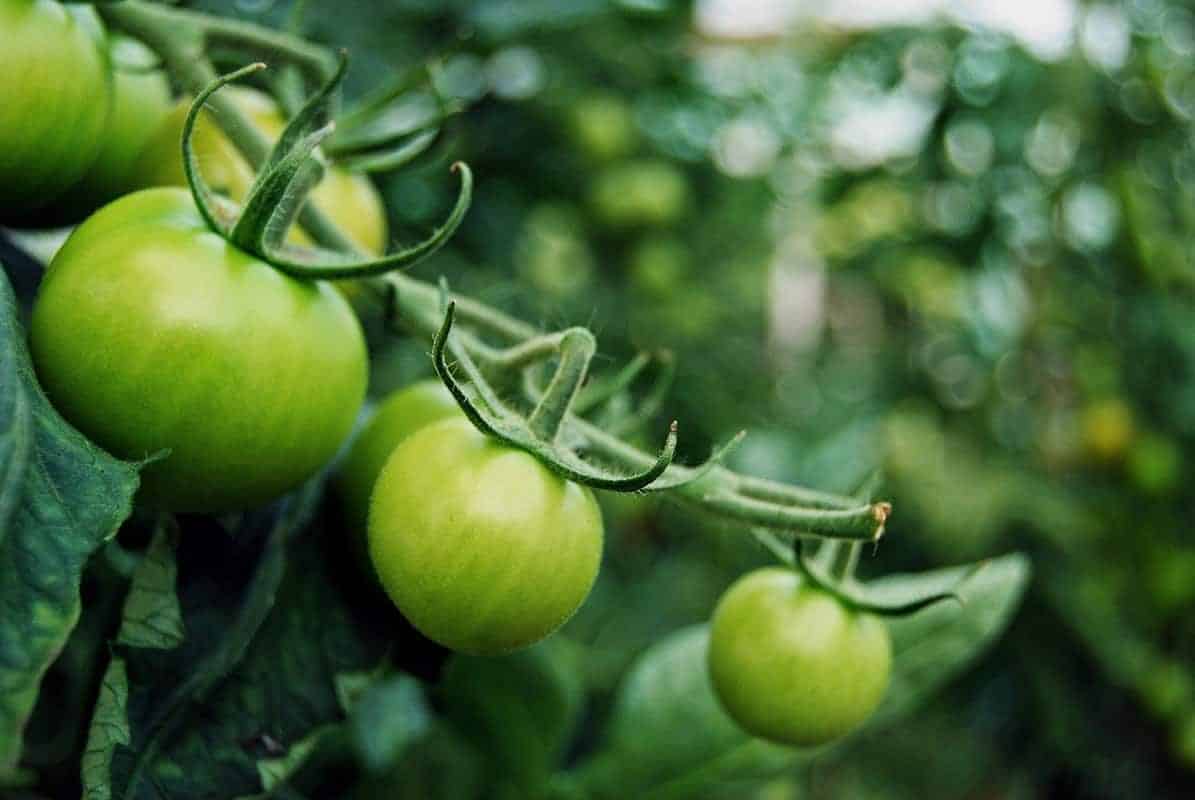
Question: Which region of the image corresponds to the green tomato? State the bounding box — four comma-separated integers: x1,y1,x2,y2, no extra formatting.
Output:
707,568,891,747
590,159,690,229
42,36,173,224
335,380,461,534
369,417,603,655
0,0,112,222
569,91,637,161
30,187,368,512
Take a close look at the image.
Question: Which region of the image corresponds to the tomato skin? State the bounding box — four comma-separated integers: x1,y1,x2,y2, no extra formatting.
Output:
133,86,388,255
42,36,173,224
335,380,461,533
369,417,604,655
707,568,891,747
0,0,111,221
30,187,368,513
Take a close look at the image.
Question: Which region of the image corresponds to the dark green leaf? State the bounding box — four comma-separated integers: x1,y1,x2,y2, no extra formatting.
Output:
82,484,393,800
350,674,429,774
439,637,585,793
0,265,141,774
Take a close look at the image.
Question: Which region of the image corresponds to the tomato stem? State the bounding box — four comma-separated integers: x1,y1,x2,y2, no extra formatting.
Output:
528,328,595,442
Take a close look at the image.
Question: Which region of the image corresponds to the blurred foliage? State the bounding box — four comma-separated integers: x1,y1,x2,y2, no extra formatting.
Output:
18,0,1195,796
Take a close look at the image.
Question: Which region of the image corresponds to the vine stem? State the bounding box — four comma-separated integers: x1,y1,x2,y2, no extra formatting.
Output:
100,1,891,543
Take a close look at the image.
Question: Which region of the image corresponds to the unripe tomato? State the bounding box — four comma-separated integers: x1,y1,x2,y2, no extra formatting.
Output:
30,188,368,512
133,86,388,255
589,159,690,229
335,380,461,533
569,91,637,161
707,568,891,747
41,36,173,224
0,0,111,222
369,418,603,655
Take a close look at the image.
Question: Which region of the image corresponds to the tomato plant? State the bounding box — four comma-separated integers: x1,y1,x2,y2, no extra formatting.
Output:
0,2,1051,799
368,417,604,655
29,187,368,512
0,0,111,222
708,567,892,747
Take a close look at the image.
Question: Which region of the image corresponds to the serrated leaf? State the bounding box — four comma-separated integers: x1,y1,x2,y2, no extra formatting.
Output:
571,626,803,800
82,482,394,800
0,265,141,774
869,552,1031,728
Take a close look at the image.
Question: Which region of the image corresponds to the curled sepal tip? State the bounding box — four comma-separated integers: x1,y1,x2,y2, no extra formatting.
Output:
791,539,968,618
641,429,745,492
552,421,678,492
257,162,473,280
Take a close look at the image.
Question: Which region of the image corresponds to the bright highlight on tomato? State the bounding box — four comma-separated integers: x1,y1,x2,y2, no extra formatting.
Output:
30,187,368,513
707,567,892,747
369,417,604,655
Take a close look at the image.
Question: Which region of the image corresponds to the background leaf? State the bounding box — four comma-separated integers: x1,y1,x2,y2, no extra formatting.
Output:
439,637,585,794
0,265,141,776
870,553,1032,728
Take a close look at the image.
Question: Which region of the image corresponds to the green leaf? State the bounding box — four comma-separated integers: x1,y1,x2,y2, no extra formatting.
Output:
350,674,430,774
439,637,585,793
0,265,141,775
869,552,1032,728
82,484,393,800
571,626,802,800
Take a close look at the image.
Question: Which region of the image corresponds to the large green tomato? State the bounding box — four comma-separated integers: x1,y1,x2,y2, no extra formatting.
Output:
335,380,461,533
0,0,111,222
369,418,603,655
42,36,173,224
707,568,891,747
133,86,388,255
30,188,368,512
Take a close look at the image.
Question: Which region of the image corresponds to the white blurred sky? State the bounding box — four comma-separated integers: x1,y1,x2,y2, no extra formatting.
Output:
696,0,1078,60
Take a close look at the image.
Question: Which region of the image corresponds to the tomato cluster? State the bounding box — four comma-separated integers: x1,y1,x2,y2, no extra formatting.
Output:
4,1,894,755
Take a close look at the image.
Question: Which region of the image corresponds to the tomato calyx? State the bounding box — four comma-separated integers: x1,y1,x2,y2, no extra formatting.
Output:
180,61,472,281
429,300,693,492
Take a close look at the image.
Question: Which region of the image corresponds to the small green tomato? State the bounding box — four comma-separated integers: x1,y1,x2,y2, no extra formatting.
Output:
707,567,891,747
369,417,603,655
